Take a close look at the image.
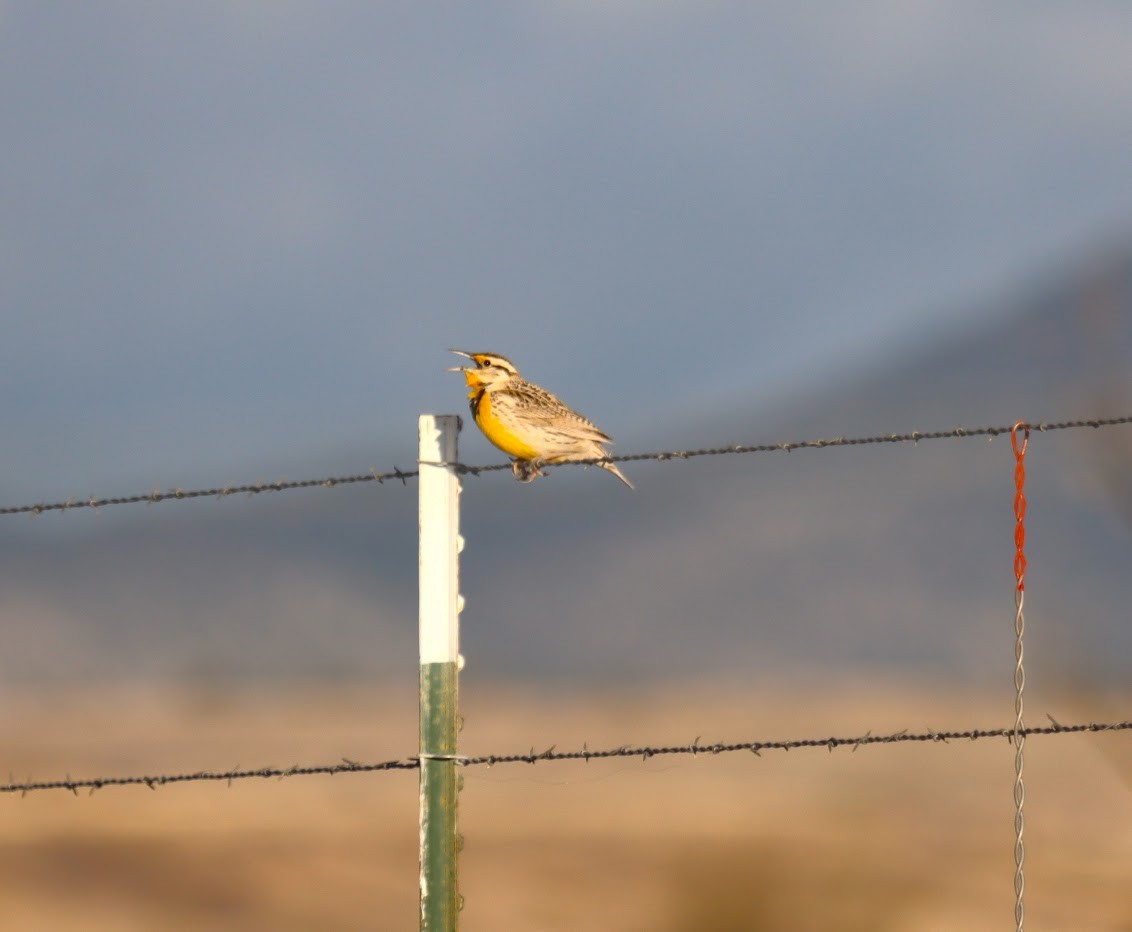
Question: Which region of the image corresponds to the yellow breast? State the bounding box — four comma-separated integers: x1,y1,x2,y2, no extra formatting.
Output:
470,389,542,460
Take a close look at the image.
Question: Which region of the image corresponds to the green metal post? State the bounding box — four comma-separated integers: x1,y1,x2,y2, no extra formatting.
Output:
418,415,462,930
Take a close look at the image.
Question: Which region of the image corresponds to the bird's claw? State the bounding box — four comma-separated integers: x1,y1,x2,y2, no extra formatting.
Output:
511,459,546,483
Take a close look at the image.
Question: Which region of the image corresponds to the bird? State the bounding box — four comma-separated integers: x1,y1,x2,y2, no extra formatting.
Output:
448,350,634,489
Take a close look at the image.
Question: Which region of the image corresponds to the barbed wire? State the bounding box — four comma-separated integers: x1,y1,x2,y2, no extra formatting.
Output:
2,758,418,796
4,414,1131,519
5,717,1129,796
0,468,419,517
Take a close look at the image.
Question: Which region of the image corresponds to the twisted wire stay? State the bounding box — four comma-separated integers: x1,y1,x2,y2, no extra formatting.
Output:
1011,421,1031,932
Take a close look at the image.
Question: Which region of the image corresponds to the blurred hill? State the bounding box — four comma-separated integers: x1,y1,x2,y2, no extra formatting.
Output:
4,251,1132,689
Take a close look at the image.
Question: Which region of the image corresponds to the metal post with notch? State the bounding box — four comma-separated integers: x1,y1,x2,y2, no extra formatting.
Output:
418,414,464,930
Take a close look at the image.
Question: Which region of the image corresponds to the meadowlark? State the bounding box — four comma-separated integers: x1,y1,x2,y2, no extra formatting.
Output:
448,350,634,489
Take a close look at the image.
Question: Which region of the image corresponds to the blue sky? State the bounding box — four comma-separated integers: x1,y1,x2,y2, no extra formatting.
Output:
5,3,1132,502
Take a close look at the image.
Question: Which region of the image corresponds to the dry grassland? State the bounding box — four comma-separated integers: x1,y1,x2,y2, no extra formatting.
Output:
1,679,1129,930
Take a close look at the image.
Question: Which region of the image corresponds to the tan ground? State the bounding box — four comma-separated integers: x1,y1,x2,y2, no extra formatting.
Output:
1,678,1130,931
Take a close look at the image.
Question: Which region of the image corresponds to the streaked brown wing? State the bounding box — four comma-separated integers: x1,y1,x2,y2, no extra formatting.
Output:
500,383,612,443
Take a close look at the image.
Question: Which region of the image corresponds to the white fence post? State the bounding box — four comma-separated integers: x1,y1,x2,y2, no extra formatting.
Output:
418,414,463,930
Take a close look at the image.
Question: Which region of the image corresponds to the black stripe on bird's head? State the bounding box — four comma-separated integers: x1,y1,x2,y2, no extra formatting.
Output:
448,350,520,375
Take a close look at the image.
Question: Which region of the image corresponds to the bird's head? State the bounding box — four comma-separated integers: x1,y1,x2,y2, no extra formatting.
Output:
448,350,520,389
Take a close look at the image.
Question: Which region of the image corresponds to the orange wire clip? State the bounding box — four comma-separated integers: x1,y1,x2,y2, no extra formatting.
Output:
1011,422,1030,591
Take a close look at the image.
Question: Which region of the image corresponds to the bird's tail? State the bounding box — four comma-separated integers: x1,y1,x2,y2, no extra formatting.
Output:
600,460,635,490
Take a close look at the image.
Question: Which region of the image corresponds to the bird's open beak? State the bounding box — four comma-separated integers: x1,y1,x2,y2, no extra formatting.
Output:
447,349,474,371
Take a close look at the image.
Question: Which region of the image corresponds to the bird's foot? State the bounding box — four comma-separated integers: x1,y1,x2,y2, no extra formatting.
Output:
511,459,546,483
